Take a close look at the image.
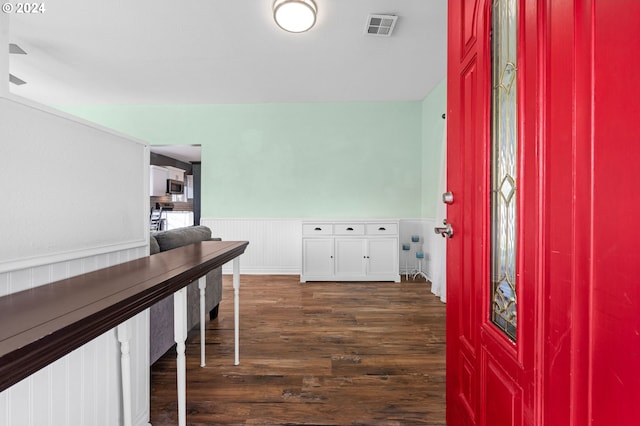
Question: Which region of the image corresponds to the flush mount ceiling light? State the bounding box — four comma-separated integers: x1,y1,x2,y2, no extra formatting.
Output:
273,0,317,33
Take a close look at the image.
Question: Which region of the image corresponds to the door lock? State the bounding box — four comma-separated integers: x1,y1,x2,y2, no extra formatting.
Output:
434,219,454,239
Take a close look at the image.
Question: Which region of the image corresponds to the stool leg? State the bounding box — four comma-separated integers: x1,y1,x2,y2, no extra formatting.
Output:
404,255,408,280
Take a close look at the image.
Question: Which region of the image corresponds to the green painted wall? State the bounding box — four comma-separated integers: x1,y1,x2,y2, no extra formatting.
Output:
420,78,447,218
61,102,425,218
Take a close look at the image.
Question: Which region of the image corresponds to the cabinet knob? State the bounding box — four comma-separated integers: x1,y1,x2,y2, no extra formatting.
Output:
346,227,354,231
314,227,322,231
378,227,386,231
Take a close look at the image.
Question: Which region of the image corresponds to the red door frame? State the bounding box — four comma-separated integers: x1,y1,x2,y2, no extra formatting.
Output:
447,1,640,425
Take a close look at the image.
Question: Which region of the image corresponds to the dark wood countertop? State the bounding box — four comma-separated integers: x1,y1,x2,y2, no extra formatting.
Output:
0,240,249,392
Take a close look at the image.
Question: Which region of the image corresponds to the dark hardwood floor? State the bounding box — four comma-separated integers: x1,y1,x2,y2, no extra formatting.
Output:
150,275,446,425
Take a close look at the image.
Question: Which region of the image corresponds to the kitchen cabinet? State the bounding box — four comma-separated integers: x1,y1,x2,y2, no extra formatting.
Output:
301,220,400,283
164,211,194,230
164,166,185,182
150,165,169,197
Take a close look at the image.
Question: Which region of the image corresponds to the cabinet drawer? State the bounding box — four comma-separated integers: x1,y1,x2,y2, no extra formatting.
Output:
366,223,398,235
334,224,365,235
303,224,333,235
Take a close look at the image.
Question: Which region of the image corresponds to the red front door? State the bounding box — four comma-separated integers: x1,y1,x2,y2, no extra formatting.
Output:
446,0,532,424
446,1,640,425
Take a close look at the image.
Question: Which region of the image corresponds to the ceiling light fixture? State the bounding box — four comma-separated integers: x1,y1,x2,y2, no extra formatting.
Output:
273,0,317,33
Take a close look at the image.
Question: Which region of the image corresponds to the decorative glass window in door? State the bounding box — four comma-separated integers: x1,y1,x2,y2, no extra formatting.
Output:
490,0,518,341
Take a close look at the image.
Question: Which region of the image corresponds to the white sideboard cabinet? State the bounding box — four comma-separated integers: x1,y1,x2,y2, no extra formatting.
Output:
301,220,400,282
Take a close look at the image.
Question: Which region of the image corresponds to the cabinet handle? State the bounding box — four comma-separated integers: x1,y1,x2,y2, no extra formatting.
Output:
378,227,386,231
346,227,354,231
314,227,322,231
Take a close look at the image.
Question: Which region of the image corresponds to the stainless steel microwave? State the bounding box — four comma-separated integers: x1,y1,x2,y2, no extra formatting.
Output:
166,179,184,194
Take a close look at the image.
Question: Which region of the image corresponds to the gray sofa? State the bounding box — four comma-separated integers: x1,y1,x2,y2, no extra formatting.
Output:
149,225,223,364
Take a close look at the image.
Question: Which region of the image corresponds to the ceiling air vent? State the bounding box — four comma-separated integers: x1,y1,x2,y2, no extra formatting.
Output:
365,14,398,37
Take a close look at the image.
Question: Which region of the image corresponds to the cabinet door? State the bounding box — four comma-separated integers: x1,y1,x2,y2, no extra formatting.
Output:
150,166,168,197
367,238,398,277
165,166,185,182
302,239,334,278
335,238,367,278
165,212,194,230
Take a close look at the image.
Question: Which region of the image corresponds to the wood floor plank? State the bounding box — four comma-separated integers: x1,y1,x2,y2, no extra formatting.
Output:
150,275,446,425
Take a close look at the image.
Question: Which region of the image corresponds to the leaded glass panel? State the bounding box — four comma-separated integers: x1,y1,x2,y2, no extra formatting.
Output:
490,0,518,341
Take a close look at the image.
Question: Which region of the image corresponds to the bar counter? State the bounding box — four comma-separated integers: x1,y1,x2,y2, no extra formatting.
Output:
0,240,249,393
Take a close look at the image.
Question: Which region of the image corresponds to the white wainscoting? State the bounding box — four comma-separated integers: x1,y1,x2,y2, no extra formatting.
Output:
0,245,150,426
202,218,437,279
202,218,302,275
